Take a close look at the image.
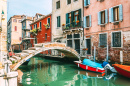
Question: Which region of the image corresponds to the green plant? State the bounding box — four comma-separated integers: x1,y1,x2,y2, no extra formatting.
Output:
44,23,50,29
12,60,15,64
30,28,38,35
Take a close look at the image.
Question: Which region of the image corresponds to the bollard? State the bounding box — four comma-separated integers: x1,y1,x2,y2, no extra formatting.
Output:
7,72,18,86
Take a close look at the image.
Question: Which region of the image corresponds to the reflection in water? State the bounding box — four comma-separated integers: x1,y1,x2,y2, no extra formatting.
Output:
18,57,130,86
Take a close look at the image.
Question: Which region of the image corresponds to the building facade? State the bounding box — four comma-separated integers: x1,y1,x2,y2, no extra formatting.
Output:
7,15,24,52
21,16,34,50
84,0,130,63
0,0,7,62
52,0,84,55
30,14,52,47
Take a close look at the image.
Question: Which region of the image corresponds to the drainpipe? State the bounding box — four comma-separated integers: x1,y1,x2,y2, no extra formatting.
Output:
82,0,84,40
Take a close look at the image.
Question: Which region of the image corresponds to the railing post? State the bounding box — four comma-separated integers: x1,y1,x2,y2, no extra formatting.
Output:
94,46,96,62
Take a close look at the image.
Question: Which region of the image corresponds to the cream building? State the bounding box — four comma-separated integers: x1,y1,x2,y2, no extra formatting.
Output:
0,0,7,62
7,15,25,51
52,0,84,54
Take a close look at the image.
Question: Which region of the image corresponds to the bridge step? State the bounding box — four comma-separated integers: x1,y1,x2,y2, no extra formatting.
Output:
28,47,42,51
22,50,36,54
9,58,17,62
12,56,21,60
34,44,43,47
15,53,29,57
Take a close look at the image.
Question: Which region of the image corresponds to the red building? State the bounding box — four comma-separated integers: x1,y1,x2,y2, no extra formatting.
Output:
30,13,52,47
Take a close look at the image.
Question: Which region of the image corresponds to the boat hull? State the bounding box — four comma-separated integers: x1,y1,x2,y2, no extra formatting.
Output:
113,64,130,78
74,61,105,74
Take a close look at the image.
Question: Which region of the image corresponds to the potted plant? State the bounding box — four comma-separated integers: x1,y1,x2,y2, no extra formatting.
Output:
62,24,65,26
37,27,41,31
44,23,50,29
30,29,37,36
76,20,79,23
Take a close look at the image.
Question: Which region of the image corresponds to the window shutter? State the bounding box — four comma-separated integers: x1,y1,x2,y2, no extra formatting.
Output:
88,0,90,5
84,16,86,28
105,9,108,24
71,11,74,26
119,4,123,21
36,24,37,28
98,12,101,25
84,0,87,6
59,16,60,27
57,17,58,27
66,13,69,24
48,18,50,25
109,8,114,22
78,9,81,21
89,15,91,27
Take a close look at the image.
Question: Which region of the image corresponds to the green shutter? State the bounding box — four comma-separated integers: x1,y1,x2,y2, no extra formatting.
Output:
59,16,60,27
78,9,81,21
84,0,86,6
48,18,50,25
71,11,74,26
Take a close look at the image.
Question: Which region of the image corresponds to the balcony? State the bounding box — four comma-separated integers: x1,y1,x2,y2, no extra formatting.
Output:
62,21,83,31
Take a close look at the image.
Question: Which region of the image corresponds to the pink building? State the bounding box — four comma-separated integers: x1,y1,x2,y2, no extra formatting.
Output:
83,0,130,64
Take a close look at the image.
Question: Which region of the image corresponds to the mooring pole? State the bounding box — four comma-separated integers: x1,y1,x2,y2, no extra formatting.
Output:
106,44,109,62
94,46,96,62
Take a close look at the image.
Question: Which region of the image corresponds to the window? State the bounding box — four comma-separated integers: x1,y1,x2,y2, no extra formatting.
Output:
98,10,108,25
67,0,71,4
14,26,17,31
74,0,78,2
19,37,22,41
39,22,42,29
34,24,37,29
74,34,80,38
66,9,81,27
84,15,91,28
13,19,17,22
56,1,60,9
23,22,25,27
113,7,119,21
99,33,107,47
101,11,105,24
45,33,47,40
112,32,121,47
19,20,21,23
31,26,32,30
109,4,123,22
84,0,90,7
47,18,50,26
57,16,60,27
67,35,72,39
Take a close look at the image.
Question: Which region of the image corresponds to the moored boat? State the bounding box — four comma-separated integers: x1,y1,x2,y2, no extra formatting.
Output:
74,59,105,74
112,64,130,78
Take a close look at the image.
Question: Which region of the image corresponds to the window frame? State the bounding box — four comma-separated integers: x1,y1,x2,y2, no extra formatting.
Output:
57,16,61,28
113,6,119,22
56,1,60,9
67,0,71,5
111,31,122,48
99,33,107,47
47,18,50,27
74,0,78,2
84,15,91,28
101,11,105,24
45,33,47,40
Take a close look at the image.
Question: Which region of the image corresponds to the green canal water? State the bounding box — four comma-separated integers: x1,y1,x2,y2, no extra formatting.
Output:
18,56,130,86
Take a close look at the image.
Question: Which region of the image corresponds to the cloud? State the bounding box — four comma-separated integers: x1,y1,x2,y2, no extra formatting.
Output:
7,0,52,20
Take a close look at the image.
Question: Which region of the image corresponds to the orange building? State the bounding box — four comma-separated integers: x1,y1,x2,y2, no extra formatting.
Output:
30,13,52,47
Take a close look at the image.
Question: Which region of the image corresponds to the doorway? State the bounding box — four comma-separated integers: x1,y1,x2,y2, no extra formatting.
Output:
74,39,80,54
86,39,91,54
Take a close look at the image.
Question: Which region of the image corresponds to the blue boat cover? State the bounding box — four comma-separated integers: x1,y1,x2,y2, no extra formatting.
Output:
82,59,103,68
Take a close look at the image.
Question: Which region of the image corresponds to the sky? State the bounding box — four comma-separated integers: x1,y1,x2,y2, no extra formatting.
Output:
7,0,52,20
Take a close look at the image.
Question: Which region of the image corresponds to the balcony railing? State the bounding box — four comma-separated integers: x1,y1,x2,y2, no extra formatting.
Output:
62,21,83,31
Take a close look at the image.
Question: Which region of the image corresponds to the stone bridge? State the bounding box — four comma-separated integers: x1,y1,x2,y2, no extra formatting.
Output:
9,42,80,71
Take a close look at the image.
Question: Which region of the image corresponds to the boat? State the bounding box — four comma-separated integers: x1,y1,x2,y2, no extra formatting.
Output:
74,59,106,73
112,64,130,78
22,59,30,65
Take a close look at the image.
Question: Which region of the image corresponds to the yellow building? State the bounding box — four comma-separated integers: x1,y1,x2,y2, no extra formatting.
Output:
0,0,7,62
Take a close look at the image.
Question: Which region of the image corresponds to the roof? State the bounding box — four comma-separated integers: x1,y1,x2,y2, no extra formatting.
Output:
30,13,52,25
36,13,44,16
8,15,25,23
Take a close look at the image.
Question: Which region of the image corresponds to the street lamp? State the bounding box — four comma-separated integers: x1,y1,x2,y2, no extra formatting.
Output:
0,10,5,62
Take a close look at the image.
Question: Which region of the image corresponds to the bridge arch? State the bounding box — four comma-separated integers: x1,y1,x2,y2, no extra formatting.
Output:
10,42,80,71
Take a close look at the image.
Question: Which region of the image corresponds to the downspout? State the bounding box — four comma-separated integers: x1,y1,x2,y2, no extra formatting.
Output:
83,0,84,40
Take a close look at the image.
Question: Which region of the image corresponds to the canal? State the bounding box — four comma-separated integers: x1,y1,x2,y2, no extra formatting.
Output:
18,56,130,86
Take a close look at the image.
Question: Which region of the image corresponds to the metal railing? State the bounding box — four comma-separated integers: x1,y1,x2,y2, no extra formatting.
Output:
62,21,83,30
